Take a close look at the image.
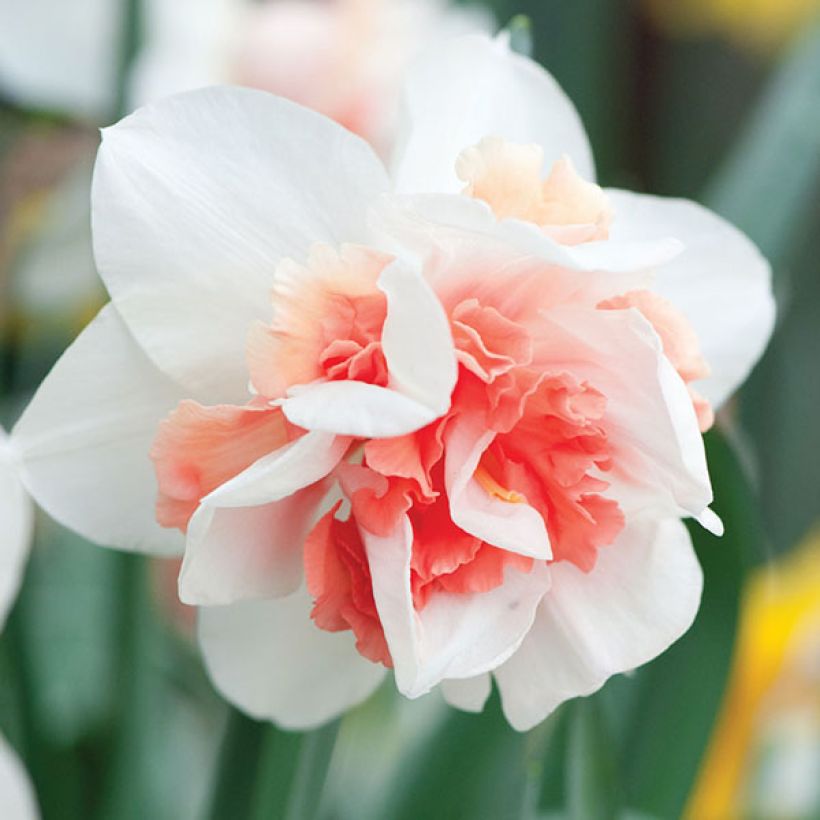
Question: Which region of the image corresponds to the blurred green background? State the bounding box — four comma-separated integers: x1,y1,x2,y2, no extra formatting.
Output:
1,0,819,818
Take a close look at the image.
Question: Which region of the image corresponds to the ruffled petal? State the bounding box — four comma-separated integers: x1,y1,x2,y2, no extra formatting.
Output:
12,305,186,555
495,517,702,731
392,34,594,193
606,190,774,408
197,587,386,729
92,86,389,403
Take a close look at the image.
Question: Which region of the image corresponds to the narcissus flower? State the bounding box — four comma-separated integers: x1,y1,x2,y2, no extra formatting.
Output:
13,35,774,730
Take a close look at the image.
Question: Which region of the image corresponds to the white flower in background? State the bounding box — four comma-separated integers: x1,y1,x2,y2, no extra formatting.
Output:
0,0,491,141
12,35,774,730
0,427,39,819
0,0,122,120
131,0,493,151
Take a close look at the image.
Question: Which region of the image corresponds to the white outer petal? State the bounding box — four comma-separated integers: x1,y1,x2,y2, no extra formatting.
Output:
0,735,39,820
495,517,702,731
363,515,551,698
441,673,492,714
197,587,386,730
392,34,594,193
0,430,32,629
12,305,185,555
606,189,775,408
92,86,389,403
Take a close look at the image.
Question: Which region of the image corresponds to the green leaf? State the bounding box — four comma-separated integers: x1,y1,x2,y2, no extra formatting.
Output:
704,22,820,263
207,709,270,820
382,690,536,820
565,697,621,820
19,521,120,746
621,430,763,817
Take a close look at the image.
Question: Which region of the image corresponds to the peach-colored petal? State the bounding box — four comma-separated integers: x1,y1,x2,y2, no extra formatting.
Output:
151,401,293,531
457,137,611,242
451,298,533,382
304,501,391,667
247,243,392,399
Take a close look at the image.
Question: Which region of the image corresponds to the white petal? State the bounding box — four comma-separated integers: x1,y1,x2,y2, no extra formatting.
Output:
392,34,594,194
202,431,349,508
495,517,702,731
378,260,457,418
441,673,491,714
534,306,712,521
370,193,673,294
180,431,350,606
282,381,443,438
12,305,185,555
0,0,119,119
0,734,38,820
363,514,550,698
0,431,32,628
606,190,775,408
180,482,331,607
197,587,386,730
93,86,389,403
444,417,551,560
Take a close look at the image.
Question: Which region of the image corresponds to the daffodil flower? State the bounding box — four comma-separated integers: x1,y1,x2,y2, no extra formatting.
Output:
13,35,774,730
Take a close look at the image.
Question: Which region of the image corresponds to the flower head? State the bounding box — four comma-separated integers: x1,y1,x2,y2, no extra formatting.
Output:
13,35,774,730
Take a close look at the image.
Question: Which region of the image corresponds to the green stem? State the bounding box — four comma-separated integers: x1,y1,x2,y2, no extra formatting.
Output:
283,720,340,820
207,709,268,820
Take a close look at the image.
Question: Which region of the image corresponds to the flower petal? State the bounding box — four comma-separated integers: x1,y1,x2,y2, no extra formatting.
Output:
12,305,185,554
179,431,350,606
444,416,551,560
496,517,702,731
606,190,775,408
362,512,550,698
378,259,457,414
180,482,333,607
0,431,33,629
197,587,386,729
533,306,712,521
282,381,445,439
92,86,389,402
0,734,38,820
440,673,491,714
200,431,349,508
392,34,594,194
371,192,677,292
